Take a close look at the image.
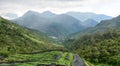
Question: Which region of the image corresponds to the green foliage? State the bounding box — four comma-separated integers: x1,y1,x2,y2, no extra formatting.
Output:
0,51,9,57
65,30,120,66
0,17,64,54
0,51,73,66
57,52,74,66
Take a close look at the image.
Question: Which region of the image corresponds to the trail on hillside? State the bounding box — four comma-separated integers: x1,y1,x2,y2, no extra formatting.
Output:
72,54,86,66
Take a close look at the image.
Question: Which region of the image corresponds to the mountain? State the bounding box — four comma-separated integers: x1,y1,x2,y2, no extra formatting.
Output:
64,15,120,66
0,16,64,54
13,11,53,32
73,15,120,37
40,11,56,18
13,11,85,40
45,14,84,39
96,15,120,28
66,12,112,22
81,19,98,27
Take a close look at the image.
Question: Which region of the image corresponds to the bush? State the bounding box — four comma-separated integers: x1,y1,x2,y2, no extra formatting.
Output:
0,51,9,57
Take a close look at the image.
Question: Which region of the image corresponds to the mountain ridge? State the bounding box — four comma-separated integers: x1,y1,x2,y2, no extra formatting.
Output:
13,11,85,40
66,11,112,22
73,15,120,38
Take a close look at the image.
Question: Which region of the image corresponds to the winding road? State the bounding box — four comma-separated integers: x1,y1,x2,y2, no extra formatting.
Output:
72,54,86,66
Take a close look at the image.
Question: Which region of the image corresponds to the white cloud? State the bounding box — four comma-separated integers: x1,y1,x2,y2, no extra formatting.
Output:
0,0,120,17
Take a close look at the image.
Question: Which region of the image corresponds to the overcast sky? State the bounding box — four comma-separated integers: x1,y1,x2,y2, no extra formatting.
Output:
0,0,120,18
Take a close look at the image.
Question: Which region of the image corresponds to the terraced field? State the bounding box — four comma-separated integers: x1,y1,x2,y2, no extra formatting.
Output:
0,51,74,66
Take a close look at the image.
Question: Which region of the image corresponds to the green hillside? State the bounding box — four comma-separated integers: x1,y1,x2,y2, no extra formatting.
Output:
0,16,64,54
0,51,74,66
64,15,120,66
65,30,120,66
13,11,85,41
74,15,120,38
0,17,79,66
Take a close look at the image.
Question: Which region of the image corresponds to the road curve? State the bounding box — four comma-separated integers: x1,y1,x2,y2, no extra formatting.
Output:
72,54,86,66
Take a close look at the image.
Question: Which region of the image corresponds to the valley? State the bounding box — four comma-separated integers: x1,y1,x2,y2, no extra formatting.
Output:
1,0,120,66
0,10,120,66
0,16,87,66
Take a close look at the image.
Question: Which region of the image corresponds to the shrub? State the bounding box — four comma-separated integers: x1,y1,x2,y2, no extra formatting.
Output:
0,51,9,57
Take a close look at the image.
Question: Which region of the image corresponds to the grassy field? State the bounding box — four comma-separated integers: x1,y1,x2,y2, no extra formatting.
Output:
57,52,74,66
0,51,74,66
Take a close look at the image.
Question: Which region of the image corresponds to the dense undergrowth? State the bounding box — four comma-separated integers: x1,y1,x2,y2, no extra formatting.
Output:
65,30,120,66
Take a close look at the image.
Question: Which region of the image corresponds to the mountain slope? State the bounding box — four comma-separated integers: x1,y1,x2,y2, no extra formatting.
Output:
13,11,85,40
13,11,53,32
66,12,112,22
74,15,120,37
81,19,98,27
96,15,120,28
46,14,84,38
64,15,120,66
65,29,120,66
0,16,64,54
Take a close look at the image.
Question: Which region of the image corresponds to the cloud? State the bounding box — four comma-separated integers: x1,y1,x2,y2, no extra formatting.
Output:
0,0,120,17
0,0,83,14
54,0,84,1
1,13,18,19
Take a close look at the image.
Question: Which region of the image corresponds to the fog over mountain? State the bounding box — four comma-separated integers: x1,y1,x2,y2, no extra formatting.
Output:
66,12,112,22
1,0,120,66
1,0,120,17
13,11,85,40
81,19,98,27
40,11,56,18
74,15,120,38
1,13,18,19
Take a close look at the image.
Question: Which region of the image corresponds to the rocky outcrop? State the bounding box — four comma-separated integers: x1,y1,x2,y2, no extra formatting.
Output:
54,53,62,62
72,54,86,66
0,56,5,60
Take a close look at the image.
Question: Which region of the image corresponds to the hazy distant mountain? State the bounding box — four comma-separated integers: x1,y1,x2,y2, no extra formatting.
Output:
96,15,120,28
13,11,85,40
64,15,120,66
82,19,98,27
13,11,53,32
46,14,84,39
74,15,120,37
1,13,18,19
66,12,112,22
40,11,56,18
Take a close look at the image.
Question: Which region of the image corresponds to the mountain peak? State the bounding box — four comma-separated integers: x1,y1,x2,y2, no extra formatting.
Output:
23,10,40,17
41,11,56,18
41,11,55,15
25,10,36,14
42,11,53,14
26,10,34,14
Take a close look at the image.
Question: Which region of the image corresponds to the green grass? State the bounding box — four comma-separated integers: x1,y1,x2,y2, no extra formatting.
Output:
0,51,74,66
57,52,74,66
5,51,59,63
